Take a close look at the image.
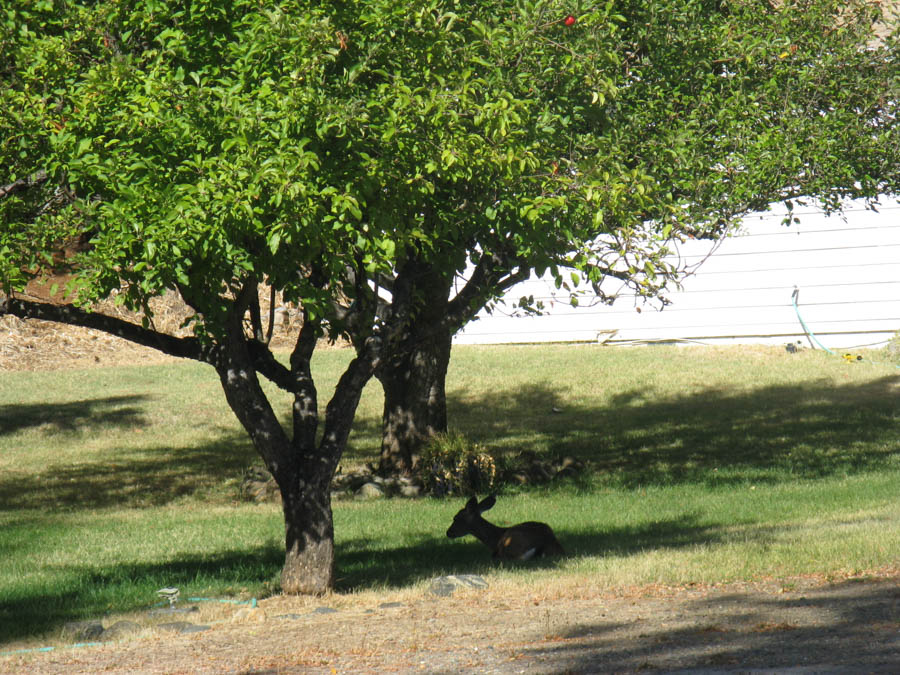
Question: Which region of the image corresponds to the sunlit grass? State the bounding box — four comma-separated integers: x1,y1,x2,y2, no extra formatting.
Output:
1,344,898,646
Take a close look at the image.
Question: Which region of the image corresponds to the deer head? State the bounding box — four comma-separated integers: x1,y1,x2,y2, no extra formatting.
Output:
447,494,564,561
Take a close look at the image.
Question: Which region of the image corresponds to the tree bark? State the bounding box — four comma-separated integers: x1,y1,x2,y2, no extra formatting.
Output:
373,252,529,475
279,472,335,594
375,258,455,474
377,327,452,473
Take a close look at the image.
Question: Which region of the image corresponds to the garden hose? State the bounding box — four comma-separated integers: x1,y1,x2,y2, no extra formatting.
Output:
791,287,899,370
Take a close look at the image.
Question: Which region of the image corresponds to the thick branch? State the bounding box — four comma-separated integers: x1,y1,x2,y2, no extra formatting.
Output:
247,278,265,343
289,307,321,451
446,254,530,329
0,296,212,362
265,284,276,344
0,170,48,200
319,334,380,469
247,341,294,389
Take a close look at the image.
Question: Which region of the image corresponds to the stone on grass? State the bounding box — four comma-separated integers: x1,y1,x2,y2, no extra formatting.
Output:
231,606,267,623
102,620,143,640
311,606,339,615
148,606,199,617
155,621,196,634
399,484,422,497
355,482,385,500
428,575,489,597
61,620,104,642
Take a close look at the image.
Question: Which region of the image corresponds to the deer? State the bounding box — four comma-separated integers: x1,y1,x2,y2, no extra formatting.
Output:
446,494,565,561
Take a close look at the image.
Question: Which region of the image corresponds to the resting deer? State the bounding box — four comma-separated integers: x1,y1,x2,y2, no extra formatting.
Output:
446,495,565,561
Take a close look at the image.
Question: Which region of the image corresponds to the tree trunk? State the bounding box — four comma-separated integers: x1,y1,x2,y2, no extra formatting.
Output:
211,287,380,595
377,320,452,474
279,474,334,594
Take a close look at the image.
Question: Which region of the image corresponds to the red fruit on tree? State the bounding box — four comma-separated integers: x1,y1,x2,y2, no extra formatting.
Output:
564,15,576,26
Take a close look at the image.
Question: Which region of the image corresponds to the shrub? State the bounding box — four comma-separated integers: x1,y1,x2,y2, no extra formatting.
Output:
418,432,497,497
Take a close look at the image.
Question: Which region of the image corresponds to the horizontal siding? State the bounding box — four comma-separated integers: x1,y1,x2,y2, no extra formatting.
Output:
454,199,900,348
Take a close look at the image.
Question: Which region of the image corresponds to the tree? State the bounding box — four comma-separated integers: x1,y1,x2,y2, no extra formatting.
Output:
351,0,900,472
2,0,898,590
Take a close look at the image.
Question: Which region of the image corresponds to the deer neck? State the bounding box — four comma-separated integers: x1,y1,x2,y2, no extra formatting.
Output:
469,516,505,550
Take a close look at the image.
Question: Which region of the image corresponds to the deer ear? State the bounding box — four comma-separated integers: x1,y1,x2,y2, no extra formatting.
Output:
465,496,479,510
479,494,497,512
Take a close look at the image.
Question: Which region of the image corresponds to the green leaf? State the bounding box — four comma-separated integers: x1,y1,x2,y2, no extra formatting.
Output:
268,231,282,254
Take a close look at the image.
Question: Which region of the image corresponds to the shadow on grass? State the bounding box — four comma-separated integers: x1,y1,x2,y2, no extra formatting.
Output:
2,366,898,645
0,512,722,644
0,395,151,435
0,438,256,511
447,375,900,488
0,546,284,644
0,395,252,513
4,371,896,512
334,512,718,592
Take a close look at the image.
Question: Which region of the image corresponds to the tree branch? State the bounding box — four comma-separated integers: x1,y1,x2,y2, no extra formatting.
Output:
0,170,48,200
288,308,321,452
446,254,529,330
264,284,276,345
0,296,213,363
318,333,381,478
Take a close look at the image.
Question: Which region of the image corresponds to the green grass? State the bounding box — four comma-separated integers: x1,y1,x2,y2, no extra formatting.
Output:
1,344,898,645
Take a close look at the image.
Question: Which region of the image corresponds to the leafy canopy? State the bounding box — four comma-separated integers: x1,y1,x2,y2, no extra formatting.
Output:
2,0,898,333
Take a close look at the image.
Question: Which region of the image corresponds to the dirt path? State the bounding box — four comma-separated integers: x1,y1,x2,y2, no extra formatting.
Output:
3,573,897,674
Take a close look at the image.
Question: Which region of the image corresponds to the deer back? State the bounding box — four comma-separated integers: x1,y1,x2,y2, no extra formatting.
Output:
495,521,565,561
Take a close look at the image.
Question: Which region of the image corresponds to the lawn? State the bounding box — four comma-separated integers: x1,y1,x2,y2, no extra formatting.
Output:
1,343,898,645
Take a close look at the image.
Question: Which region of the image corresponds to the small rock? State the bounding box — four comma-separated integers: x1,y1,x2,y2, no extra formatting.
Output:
378,602,404,609
428,575,489,597
155,621,196,634
558,456,581,470
148,606,199,617
310,606,339,615
61,620,104,642
231,606,267,623
102,620,143,640
355,482,384,500
555,456,584,478
399,484,421,497
240,465,282,503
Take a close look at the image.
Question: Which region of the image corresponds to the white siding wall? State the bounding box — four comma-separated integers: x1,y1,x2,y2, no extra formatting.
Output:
453,199,900,349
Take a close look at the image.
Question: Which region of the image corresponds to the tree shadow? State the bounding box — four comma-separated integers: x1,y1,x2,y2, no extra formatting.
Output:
520,578,900,671
0,436,256,512
445,375,900,487
333,512,721,592
0,395,151,435
0,546,283,644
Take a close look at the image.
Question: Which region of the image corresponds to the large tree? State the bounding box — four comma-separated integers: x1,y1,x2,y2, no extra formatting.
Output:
345,0,900,472
2,0,898,590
